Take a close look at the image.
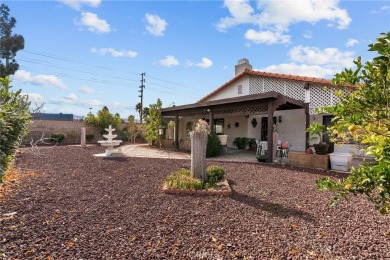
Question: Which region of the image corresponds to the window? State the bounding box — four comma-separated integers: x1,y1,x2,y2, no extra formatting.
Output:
214,119,224,134
238,85,242,94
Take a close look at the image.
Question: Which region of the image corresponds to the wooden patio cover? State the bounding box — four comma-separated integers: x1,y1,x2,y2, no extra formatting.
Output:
161,91,308,163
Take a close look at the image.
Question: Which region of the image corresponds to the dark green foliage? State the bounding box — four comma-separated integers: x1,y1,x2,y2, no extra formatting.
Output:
85,106,122,135
233,137,248,149
0,77,31,182
206,132,221,157
144,99,163,145
206,165,225,185
0,4,25,77
85,134,94,142
49,134,64,143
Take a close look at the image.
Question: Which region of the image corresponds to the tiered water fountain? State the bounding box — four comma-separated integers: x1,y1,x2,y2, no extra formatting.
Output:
97,125,122,156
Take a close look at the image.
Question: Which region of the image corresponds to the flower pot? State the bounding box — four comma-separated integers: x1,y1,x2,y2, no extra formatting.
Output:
217,135,228,145
313,143,329,155
329,153,353,171
305,148,313,154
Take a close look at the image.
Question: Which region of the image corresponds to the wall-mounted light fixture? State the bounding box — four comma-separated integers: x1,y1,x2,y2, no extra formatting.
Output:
245,115,249,118
251,118,257,128
278,116,282,123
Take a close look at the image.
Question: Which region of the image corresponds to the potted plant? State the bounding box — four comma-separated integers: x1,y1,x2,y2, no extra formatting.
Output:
233,137,247,150
256,151,268,162
306,123,329,155
248,138,257,151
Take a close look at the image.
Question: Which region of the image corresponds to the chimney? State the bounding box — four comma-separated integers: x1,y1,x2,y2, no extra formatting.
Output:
235,58,252,76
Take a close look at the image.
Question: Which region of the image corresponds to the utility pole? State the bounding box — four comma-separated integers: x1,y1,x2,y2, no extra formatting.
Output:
139,73,146,124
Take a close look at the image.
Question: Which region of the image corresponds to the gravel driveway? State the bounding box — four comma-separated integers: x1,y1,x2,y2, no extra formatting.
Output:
1,145,389,259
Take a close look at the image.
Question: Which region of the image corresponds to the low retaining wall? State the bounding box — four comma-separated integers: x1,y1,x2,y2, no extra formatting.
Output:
288,152,329,170
25,119,102,144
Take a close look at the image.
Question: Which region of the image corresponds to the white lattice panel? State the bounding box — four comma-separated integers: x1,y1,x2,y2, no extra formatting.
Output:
249,76,305,101
214,106,268,116
309,84,332,114
332,86,354,105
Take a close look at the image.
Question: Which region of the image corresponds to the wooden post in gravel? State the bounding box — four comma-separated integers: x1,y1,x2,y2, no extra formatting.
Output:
81,127,86,147
190,119,209,180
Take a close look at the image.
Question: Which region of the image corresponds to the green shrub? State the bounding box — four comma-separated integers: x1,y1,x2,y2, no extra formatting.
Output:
233,137,248,149
164,166,226,190
86,134,94,142
164,168,203,190
206,132,221,157
1,77,31,182
50,134,64,143
207,165,225,185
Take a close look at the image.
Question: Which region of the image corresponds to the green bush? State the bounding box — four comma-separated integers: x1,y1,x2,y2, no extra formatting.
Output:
0,77,31,182
233,137,248,149
207,165,225,185
164,166,226,190
206,132,221,157
164,168,203,190
86,134,94,142
49,134,64,143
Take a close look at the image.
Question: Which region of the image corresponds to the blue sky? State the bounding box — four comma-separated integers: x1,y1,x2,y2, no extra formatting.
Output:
4,0,390,119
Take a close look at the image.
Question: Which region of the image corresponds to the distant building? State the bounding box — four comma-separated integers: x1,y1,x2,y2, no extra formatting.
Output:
33,113,74,121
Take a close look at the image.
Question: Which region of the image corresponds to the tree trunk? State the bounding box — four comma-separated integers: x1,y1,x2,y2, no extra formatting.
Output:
190,131,208,180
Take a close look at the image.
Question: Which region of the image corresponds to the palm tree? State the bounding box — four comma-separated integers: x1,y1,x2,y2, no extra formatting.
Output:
135,102,142,123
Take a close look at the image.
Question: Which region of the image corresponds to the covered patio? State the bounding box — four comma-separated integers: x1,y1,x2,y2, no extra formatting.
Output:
161,91,308,163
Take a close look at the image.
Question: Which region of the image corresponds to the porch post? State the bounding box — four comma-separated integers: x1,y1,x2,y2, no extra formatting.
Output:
174,114,179,149
267,99,274,163
305,103,310,149
209,108,214,133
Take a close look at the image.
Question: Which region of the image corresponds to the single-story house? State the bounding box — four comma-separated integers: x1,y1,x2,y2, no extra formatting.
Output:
161,58,354,162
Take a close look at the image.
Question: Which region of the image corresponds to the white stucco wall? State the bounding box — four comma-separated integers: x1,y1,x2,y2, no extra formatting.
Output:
222,116,249,148
206,76,249,101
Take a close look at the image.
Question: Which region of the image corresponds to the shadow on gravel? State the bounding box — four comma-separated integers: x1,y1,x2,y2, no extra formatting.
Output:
231,192,315,222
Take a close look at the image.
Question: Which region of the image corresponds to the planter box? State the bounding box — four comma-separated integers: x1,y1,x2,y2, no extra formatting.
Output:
288,152,329,170
329,153,353,172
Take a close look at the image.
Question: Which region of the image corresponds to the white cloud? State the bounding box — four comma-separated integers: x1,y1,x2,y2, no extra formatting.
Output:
59,0,101,10
50,98,103,107
346,38,359,47
217,0,351,45
145,13,168,36
371,5,390,14
12,70,68,89
216,0,258,32
289,45,355,68
23,93,44,103
260,63,336,78
303,31,313,39
245,29,290,44
79,85,96,94
259,45,356,78
159,55,179,67
188,57,213,69
65,93,78,101
90,47,137,58
77,12,111,34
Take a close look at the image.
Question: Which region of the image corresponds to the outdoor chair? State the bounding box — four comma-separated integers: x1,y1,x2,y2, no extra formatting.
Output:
257,141,268,155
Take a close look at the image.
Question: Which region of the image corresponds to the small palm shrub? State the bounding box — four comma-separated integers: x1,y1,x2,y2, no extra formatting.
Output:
164,168,203,190
207,165,225,185
164,165,226,190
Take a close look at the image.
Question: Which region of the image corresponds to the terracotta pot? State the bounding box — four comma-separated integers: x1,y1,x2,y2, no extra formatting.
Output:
305,148,313,154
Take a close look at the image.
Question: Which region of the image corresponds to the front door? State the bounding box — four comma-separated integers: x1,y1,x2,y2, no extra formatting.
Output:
261,117,276,141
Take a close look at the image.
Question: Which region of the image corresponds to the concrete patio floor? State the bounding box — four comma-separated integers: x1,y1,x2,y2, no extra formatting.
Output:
119,144,262,163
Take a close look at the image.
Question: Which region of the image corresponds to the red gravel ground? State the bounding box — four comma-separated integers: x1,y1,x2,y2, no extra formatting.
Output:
1,145,390,259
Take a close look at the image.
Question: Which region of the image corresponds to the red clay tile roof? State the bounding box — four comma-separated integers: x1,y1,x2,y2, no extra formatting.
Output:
197,69,337,103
